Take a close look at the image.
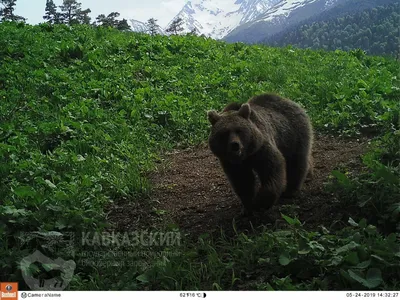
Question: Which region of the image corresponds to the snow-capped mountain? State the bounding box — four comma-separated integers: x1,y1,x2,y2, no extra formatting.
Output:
255,0,339,23
166,0,281,39
130,0,357,43
224,0,346,43
129,19,148,33
263,0,398,47
129,19,165,34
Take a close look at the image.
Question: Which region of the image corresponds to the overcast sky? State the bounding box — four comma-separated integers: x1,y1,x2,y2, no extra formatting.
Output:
14,0,187,27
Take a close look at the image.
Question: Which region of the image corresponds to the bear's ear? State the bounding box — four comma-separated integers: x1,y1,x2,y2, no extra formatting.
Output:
207,110,221,125
238,103,251,119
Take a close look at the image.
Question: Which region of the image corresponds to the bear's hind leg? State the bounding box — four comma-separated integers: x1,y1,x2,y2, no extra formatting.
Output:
284,150,310,197
221,161,256,212
305,155,314,182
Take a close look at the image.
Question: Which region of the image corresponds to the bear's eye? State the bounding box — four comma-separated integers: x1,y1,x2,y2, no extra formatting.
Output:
217,131,230,141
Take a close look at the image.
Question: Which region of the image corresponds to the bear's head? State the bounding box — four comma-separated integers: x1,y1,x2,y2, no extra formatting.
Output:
207,103,261,163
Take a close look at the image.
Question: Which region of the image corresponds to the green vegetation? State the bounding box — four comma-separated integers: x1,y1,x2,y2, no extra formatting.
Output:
134,218,399,290
265,3,400,57
0,22,399,290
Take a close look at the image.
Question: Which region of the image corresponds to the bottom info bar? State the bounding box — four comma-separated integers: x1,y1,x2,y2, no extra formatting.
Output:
18,291,400,300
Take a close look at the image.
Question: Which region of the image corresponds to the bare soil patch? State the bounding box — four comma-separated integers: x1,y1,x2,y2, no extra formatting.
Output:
108,134,370,236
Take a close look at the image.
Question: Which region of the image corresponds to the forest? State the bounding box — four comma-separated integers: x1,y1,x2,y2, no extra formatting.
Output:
264,2,400,57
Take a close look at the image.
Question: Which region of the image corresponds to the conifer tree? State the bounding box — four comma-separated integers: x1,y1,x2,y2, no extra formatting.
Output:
146,18,160,36
166,17,184,35
95,12,131,31
59,0,91,25
189,27,198,36
116,18,130,31
43,0,60,24
0,0,25,22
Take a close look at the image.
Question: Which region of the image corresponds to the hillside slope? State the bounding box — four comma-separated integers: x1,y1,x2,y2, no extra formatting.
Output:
224,0,347,43
0,22,399,291
264,1,399,57
224,0,398,44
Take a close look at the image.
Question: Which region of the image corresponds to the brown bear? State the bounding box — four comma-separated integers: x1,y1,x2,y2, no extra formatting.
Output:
207,93,313,214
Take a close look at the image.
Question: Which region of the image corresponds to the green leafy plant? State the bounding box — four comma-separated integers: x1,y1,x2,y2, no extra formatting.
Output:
0,22,398,290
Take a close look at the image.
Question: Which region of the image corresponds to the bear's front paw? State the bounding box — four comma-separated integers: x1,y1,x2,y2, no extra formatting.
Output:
240,206,253,217
252,191,276,211
281,189,299,199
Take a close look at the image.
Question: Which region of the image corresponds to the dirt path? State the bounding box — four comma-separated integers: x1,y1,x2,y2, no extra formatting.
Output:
108,134,370,236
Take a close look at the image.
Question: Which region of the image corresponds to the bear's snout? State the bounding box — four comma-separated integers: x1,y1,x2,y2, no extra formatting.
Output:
227,134,244,163
228,132,243,155
230,141,240,153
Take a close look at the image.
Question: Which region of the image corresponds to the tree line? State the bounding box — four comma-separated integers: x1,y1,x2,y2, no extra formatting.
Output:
0,0,130,31
264,2,400,57
0,0,200,36
143,17,198,36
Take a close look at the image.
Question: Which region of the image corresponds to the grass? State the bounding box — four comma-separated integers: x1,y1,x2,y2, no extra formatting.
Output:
0,22,399,290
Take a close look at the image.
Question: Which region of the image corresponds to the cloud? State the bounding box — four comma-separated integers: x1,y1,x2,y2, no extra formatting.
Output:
124,0,186,27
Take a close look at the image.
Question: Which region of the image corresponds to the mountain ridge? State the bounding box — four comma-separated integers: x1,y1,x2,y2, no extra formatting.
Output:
223,0,348,43
128,0,398,48
263,0,400,57
166,0,280,39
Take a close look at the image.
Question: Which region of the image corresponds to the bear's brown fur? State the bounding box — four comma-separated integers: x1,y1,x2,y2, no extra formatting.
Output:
207,93,313,213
